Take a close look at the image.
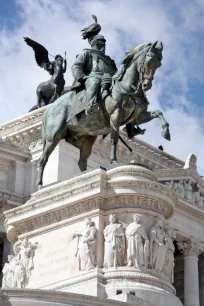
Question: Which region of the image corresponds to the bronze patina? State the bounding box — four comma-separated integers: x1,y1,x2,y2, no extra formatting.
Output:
31,15,170,187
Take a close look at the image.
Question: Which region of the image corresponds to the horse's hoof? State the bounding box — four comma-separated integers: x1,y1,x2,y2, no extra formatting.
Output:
110,160,118,165
162,131,171,141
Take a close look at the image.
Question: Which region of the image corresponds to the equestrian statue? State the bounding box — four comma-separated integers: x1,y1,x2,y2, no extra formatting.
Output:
24,37,67,111
32,15,170,187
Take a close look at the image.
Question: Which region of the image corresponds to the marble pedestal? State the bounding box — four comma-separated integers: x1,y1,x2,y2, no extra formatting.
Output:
3,164,183,306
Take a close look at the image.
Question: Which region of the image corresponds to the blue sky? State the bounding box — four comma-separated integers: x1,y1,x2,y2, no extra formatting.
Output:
0,0,204,173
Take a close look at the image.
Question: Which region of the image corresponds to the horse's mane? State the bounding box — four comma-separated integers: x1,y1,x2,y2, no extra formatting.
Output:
112,43,151,83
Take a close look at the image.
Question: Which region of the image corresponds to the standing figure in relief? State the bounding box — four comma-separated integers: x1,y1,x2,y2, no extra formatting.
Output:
2,255,14,288
103,214,125,268
19,238,38,285
176,180,185,198
184,179,193,201
126,214,149,269
150,219,167,272
13,243,26,288
193,185,202,207
165,180,174,189
73,218,98,271
164,226,176,283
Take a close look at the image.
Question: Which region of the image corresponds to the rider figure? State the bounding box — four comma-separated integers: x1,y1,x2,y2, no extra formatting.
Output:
48,54,67,104
71,27,117,113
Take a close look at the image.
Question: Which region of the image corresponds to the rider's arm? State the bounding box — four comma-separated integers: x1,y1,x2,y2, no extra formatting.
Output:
71,50,89,82
63,59,67,73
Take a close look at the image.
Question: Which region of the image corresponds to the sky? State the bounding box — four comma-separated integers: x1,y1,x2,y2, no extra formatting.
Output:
0,0,204,174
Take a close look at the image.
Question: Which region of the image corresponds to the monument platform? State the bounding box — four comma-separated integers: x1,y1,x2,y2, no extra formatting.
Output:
3,164,182,306
0,109,204,306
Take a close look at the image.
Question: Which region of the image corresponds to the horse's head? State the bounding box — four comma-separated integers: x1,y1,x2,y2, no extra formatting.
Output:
122,41,163,91
140,41,163,91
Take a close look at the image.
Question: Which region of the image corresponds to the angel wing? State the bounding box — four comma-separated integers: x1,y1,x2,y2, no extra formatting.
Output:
24,37,53,75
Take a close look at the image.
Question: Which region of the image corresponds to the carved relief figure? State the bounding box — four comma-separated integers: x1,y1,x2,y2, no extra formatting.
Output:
165,180,174,189
174,179,185,198
73,218,97,271
164,226,176,283
150,219,167,272
2,239,38,288
184,179,193,201
126,214,149,269
12,243,26,288
193,185,203,207
2,255,14,288
19,238,38,285
103,214,125,268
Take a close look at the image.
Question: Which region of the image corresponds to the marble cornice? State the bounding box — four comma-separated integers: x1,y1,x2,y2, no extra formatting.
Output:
0,107,46,138
156,168,204,189
0,288,132,306
4,165,176,242
175,198,204,221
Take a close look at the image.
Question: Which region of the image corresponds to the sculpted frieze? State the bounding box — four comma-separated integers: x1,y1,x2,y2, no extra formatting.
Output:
164,178,204,209
2,237,38,288
102,214,176,284
73,218,97,271
14,199,101,236
0,110,44,138
106,196,170,218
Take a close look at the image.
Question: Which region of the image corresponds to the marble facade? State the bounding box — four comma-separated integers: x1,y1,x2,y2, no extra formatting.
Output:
0,108,203,306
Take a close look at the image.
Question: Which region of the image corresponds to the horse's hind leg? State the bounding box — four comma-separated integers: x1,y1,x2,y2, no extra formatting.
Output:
110,108,122,163
37,139,59,188
78,136,97,171
68,136,97,172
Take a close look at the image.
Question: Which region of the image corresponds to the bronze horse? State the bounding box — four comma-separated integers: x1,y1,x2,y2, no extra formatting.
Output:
37,41,170,187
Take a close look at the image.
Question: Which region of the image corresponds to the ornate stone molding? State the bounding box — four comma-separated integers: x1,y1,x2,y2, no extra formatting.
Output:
4,166,176,242
177,239,204,257
105,196,171,217
184,154,197,170
0,107,45,138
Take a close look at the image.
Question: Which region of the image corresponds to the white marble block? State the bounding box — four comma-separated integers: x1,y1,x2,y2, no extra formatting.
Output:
3,164,183,306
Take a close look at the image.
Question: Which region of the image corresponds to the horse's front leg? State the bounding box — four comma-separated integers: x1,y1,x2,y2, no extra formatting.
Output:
151,110,171,141
110,108,122,163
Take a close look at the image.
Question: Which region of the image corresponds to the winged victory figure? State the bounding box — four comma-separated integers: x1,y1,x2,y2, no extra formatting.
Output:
24,37,67,111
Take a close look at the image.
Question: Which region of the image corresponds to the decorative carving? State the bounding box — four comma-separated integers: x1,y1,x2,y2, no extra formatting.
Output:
184,154,197,170
150,219,167,272
14,199,101,237
164,225,176,283
73,218,97,271
2,255,14,288
126,214,149,269
103,214,125,268
177,239,203,257
163,178,204,209
2,238,38,288
184,179,193,201
174,180,185,198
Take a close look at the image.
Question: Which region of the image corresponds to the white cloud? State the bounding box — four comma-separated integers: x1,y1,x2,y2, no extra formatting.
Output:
0,0,204,174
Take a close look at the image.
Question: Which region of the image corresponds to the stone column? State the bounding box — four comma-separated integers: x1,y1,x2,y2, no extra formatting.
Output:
177,240,203,306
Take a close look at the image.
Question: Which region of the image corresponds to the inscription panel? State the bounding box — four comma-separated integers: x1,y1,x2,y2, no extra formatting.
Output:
28,217,99,288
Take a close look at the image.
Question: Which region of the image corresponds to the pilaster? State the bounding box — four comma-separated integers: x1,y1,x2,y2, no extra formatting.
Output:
177,239,203,306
